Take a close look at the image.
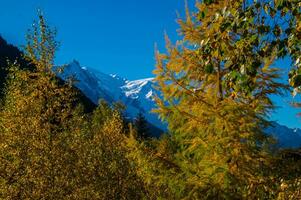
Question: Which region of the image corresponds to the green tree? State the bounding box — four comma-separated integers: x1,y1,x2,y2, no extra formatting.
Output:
134,112,149,140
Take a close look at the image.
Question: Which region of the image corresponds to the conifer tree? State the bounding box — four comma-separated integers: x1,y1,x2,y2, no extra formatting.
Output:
127,0,301,198
134,112,149,140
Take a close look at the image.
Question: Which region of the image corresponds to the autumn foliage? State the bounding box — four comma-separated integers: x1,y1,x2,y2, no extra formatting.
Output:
1,0,301,199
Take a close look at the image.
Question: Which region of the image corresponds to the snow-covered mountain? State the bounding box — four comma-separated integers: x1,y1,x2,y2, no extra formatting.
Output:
57,60,301,148
56,60,163,135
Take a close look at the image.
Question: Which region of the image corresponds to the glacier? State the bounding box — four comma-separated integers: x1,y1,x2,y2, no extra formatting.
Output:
56,60,301,148
56,60,164,136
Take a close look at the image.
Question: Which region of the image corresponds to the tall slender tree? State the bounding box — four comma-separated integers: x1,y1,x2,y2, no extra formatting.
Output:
127,0,301,198
134,112,149,140
0,14,84,199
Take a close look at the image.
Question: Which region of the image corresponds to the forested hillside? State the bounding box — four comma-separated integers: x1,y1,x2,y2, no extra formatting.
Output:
0,1,301,199
0,36,32,98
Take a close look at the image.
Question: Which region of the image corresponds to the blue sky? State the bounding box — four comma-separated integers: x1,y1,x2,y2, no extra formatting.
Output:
0,0,193,79
0,0,300,128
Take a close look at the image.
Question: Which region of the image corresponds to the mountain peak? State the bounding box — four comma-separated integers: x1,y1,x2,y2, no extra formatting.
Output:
55,60,301,143
122,78,155,99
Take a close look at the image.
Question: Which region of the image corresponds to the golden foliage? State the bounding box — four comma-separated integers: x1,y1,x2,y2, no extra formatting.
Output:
0,14,146,199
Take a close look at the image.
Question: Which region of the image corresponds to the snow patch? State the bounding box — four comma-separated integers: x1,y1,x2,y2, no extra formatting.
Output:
55,60,301,146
